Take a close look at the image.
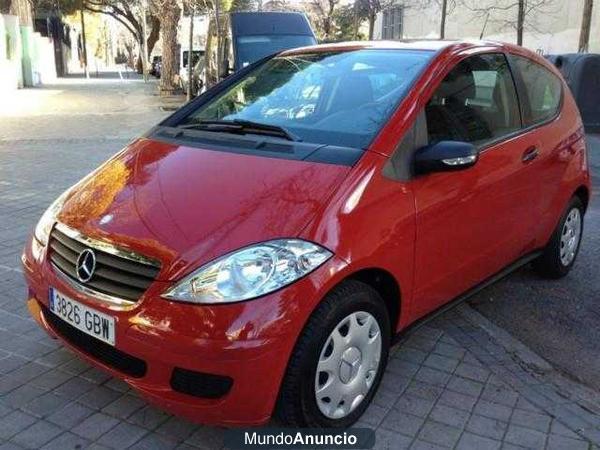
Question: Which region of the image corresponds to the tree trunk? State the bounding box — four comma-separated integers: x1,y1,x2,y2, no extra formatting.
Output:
0,0,12,15
352,0,359,40
147,16,161,57
516,0,525,46
159,1,181,95
8,0,32,25
187,8,194,101
578,0,594,52
440,0,447,39
136,51,143,73
368,12,375,40
80,7,89,78
135,16,160,74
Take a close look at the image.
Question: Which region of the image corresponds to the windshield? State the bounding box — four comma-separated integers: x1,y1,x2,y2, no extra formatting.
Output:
235,35,317,68
179,49,433,148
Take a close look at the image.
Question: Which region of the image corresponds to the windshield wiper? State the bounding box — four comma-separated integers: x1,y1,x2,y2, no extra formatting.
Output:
178,119,301,142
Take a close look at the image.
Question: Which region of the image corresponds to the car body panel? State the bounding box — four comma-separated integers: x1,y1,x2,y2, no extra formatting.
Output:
23,40,592,426
55,138,351,281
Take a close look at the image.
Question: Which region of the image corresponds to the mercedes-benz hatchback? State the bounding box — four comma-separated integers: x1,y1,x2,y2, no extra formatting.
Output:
23,41,591,427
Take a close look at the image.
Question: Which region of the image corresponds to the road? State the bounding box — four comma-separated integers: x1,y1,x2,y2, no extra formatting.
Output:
470,134,600,390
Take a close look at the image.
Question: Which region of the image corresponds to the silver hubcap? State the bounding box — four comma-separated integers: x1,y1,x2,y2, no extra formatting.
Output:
560,208,582,266
315,311,382,419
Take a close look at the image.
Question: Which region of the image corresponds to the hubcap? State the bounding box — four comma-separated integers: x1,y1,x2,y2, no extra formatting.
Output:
560,208,582,267
315,311,382,419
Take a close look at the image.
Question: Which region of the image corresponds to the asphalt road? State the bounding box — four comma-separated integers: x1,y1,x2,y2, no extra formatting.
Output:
469,133,600,390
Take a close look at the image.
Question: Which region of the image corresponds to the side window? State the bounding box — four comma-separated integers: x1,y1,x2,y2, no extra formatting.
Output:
425,54,521,146
511,55,562,126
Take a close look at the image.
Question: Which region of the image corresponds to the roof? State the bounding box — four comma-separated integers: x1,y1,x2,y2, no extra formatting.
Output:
230,11,315,37
280,39,518,56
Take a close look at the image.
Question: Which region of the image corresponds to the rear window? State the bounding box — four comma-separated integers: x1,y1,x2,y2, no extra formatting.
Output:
511,55,562,126
178,49,433,148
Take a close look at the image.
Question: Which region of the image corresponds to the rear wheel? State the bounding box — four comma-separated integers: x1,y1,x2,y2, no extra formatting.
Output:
276,280,390,427
533,196,584,278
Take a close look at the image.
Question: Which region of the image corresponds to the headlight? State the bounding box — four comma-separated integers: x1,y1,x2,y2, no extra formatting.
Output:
162,239,332,304
34,190,70,246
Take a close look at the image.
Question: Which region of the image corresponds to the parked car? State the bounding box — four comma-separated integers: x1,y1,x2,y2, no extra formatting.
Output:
180,50,205,96
23,40,591,428
203,11,317,89
150,55,162,78
546,53,600,133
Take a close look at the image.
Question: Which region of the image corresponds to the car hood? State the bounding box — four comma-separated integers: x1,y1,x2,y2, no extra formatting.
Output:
56,138,351,280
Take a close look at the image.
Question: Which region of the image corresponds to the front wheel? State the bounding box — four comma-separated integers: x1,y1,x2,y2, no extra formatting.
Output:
533,196,584,278
276,280,390,427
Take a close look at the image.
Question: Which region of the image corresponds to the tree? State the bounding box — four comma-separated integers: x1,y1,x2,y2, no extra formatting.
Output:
263,0,289,11
354,0,384,40
462,0,558,46
578,0,594,52
434,0,456,39
33,0,161,72
310,0,341,41
230,0,258,10
333,3,366,40
150,0,181,94
1,0,33,23
84,1,161,72
400,0,455,39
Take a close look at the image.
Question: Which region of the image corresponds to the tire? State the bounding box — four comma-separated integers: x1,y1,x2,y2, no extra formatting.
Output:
276,280,391,427
533,196,584,279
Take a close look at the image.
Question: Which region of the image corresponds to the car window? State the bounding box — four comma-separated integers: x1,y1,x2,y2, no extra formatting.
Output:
511,55,562,126
179,49,433,148
425,53,521,146
235,35,317,68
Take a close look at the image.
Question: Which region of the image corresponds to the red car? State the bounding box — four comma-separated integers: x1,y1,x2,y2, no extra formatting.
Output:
23,40,591,427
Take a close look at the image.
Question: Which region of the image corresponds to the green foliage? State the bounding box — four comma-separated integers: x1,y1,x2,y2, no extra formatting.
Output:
229,0,258,11
30,0,81,15
0,0,11,14
333,2,369,41
333,4,366,40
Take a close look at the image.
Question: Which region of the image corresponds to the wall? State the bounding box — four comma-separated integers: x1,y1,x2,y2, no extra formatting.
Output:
0,14,22,91
0,13,56,90
374,1,600,55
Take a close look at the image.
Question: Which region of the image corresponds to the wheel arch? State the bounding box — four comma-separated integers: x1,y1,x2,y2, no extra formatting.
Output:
574,185,590,212
345,267,402,336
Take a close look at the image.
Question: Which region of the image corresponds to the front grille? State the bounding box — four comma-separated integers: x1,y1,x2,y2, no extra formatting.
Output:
171,368,233,399
48,226,161,303
44,305,147,378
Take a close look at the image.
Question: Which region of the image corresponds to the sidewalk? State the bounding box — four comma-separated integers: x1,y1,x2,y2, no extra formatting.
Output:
1,76,599,450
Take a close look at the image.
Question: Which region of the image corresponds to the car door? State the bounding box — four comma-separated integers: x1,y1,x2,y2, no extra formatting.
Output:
508,54,569,244
409,52,540,319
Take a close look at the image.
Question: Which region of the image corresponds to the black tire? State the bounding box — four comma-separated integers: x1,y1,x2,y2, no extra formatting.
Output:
276,280,391,428
533,196,584,279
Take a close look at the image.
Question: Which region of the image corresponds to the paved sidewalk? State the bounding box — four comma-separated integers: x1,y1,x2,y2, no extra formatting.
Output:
1,77,600,450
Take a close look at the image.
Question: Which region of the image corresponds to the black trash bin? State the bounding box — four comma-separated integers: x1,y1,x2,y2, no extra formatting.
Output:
546,53,600,133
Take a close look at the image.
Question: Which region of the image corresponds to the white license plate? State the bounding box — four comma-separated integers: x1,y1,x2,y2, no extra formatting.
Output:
49,288,116,346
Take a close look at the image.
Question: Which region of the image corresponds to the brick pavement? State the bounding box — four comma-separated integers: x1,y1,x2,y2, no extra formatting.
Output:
1,77,599,449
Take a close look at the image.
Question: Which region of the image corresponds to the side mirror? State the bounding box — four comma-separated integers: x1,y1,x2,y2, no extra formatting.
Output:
414,141,479,175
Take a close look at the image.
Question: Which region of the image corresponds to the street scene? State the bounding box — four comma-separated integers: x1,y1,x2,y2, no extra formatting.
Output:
2,0,600,449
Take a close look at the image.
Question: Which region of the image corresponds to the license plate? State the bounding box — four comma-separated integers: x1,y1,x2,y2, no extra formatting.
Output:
48,288,116,346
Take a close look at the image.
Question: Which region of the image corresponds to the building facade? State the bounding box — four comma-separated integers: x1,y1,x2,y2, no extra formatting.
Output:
0,13,57,91
374,1,600,54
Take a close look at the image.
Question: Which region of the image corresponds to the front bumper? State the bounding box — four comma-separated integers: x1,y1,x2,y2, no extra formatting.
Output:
22,234,346,426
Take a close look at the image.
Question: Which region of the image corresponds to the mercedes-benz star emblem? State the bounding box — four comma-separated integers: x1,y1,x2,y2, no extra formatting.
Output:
76,248,96,283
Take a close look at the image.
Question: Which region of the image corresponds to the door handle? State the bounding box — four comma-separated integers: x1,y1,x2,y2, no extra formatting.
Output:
522,146,539,163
